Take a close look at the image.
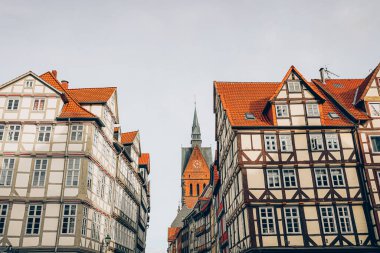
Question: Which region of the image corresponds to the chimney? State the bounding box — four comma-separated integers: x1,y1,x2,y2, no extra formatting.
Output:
61,80,69,89
52,70,57,78
319,68,326,84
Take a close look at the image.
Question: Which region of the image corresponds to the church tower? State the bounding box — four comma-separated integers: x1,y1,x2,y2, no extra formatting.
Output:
181,106,212,208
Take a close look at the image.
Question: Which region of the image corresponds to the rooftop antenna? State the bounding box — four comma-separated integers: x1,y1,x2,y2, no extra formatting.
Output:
324,65,340,79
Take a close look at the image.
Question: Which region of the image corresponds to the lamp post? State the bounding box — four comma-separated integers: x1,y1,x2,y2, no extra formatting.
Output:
101,234,111,253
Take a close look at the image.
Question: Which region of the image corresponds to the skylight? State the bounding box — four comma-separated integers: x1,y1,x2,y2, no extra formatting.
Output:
245,113,255,120
333,83,344,88
328,112,340,119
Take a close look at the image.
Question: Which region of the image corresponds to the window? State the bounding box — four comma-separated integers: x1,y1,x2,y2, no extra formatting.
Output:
93,128,99,144
7,99,19,110
315,168,329,187
38,126,51,142
260,207,275,234
91,211,100,240
100,175,106,198
26,205,42,235
81,207,88,236
331,168,345,187
284,207,300,234
288,81,301,92
66,158,80,186
310,134,323,151
337,206,352,233
369,103,380,117
33,98,45,111
0,125,4,141
62,204,76,234
326,134,339,150
0,204,8,234
306,104,320,117
190,184,193,196
32,159,48,187
264,135,277,151
0,158,15,186
370,136,380,153
8,125,21,141
279,135,292,151
197,184,200,196
283,169,297,188
275,105,289,117
87,162,93,190
320,206,336,234
25,80,34,88
70,125,83,141
267,169,281,188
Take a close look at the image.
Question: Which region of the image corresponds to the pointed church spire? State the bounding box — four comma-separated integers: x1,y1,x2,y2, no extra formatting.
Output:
191,105,202,147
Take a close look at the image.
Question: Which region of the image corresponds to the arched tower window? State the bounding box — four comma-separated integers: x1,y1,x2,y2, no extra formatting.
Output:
197,184,200,196
190,184,193,196
203,183,206,189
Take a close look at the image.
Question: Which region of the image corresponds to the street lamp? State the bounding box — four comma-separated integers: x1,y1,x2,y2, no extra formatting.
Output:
105,234,111,246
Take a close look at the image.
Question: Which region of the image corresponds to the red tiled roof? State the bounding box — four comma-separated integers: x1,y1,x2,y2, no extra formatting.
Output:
356,63,380,104
69,87,116,103
168,227,181,242
121,131,138,144
139,153,150,166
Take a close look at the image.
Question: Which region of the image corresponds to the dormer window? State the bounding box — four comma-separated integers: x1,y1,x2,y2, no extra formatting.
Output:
369,103,380,117
275,105,289,118
288,81,301,93
24,80,34,88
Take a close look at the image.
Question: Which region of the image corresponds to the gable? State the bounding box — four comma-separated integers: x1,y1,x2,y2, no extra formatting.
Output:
182,146,210,178
356,63,380,104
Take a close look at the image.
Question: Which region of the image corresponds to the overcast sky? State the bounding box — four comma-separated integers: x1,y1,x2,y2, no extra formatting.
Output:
0,0,379,252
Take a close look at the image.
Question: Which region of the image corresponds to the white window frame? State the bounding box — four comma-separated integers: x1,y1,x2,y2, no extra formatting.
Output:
306,103,320,117
0,204,8,234
283,168,297,188
8,125,21,141
0,125,4,141
326,134,339,150
32,159,48,187
369,103,380,117
267,169,281,188
370,136,380,153
66,158,81,186
284,207,301,234
81,207,88,236
61,204,77,234
279,135,292,152
264,135,277,152
91,211,101,240
315,168,329,187
331,168,345,187
275,104,289,118
32,98,45,111
337,206,352,234
24,80,34,88
320,206,337,234
287,81,301,93
38,125,52,142
93,128,99,145
70,125,83,141
259,207,276,235
0,158,15,186
26,204,43,235
87,162,93,190
310,134,324,151
6,98,19,111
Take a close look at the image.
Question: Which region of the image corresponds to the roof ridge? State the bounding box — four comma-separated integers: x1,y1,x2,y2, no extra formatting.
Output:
69,87,117,90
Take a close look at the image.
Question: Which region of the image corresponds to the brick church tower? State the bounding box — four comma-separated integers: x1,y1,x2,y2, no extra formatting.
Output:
181,107,212,208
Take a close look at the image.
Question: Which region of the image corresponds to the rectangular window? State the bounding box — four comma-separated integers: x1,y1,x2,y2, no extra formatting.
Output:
337,206,352,233
275,105,289,118
369,103,380,117
315,168,329,187
320,206,336,234
288,81,301,93
284,207,300,234
93,128,99,144
91,211,100,240
326,134,339,150
62,204,76,234
306,104,320,117
66,158,80,186
0,158,15,186
310,134,324,151
25,80,34,88
8,125,21,141
267,169,281,188
87,162,93,190
81,207,88,236
331,168,345,187
283,169,297,188
33,98,45,111
370,136,380,153
38,125,52,142
279,135,292,151
264,135,277,151
26,205,42,235
7,99,19,110
260,207,275,234
70,125,83,141
32,159,48,187
0,204,8,234
0,125,4,141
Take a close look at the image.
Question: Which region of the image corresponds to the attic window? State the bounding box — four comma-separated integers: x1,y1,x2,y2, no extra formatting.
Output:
288,81,301,93
333,83,344,88
24,80,34,88
245,113,255,120
328,112,340,119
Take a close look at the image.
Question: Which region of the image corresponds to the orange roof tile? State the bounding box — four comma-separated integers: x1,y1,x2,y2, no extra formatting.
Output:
69,87,116,103
168,227,181,242
139,153,150,165
121,131,138,144
356,63,380,104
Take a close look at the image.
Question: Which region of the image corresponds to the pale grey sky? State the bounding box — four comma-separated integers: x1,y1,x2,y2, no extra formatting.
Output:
0,0,379,252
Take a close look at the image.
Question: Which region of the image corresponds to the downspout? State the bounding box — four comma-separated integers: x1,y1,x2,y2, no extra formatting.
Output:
54,118,72,252
352,123,376,246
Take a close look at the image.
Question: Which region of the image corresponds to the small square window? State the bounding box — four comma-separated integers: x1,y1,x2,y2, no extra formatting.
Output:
33,98,45,111
264,135,277,151
279,135,292,152
7,99,19,110
310,134,324,151
25,80,34,88
370,136,380,153
276,105,289,118
369,103,380,117
288,81,301,93
326,134,339,150
306,104,320,117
